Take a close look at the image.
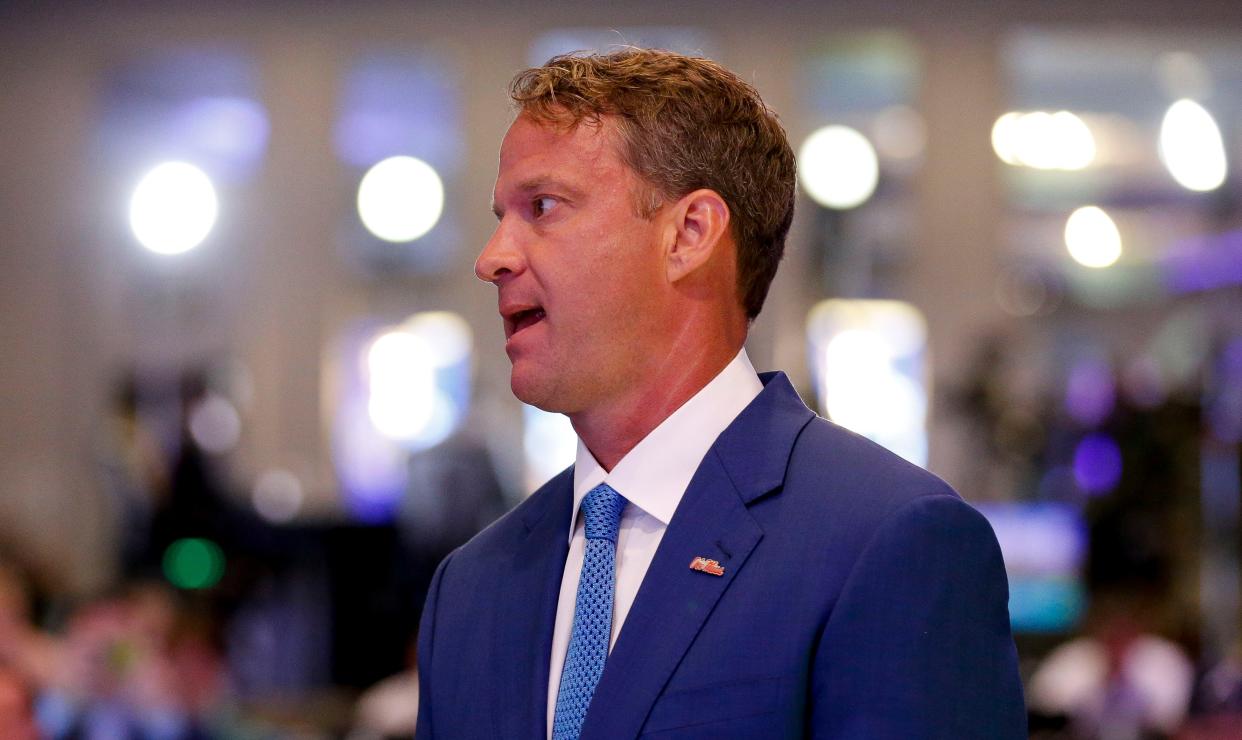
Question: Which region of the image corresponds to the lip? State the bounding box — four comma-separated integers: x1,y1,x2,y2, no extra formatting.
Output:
500,302,546,342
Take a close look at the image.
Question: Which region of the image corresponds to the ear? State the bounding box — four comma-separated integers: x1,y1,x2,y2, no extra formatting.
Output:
664,188,731,283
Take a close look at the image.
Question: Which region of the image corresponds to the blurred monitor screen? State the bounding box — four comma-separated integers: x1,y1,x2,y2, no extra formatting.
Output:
976,502,1087,633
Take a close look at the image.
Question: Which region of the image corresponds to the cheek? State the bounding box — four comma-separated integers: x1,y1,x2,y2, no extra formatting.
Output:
544,215,665,328
592,219,666,282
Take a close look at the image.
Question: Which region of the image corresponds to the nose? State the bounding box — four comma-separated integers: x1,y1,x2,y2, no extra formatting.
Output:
475,219,526,284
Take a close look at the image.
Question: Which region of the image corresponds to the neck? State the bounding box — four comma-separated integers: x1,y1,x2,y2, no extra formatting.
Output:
570,333,745,472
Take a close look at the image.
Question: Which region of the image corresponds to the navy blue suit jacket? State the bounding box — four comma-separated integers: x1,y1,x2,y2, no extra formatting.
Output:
415,373,1026,738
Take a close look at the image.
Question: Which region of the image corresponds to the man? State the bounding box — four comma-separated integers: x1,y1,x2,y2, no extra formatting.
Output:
415,49,1025,739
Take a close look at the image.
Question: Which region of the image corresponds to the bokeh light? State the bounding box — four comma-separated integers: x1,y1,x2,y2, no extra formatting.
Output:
362,312,472,449
174,96,270,174
252,468,304,524
991,112,1023,166
991,110,1095,171
357,155,444,242
807,300,928,467
1065,358,1116,427
1159,98,1228,192
129,161,218,255
401,311,472,369
872,105,927,161
978,502,1087,578
824,333,925,431
335,311,474,520
162,537,225,590
798,125,880,209
1072,434,1123,494
188,393,242,454
1064,206,1122,268
366,329,436,442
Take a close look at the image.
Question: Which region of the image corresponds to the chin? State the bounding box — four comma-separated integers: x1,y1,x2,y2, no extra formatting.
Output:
510,366,557,411
512,362,585,415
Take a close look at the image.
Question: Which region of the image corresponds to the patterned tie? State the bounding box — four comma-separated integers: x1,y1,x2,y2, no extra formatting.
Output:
552,483,625,740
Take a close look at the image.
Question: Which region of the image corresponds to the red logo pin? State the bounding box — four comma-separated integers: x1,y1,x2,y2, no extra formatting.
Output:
689,556,725,576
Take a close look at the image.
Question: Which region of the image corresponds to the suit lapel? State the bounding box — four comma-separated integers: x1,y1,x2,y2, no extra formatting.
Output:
580,372,815,739
580,452,762,739
491,468,573,740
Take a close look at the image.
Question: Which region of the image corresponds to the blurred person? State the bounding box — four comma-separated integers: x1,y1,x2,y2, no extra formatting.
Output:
398,429,509,643
97,373,170,581
1180,646,1242,740
35,583,223,740
0,559,59,699
1028,597,1194,739
401,430,509,565
0,664,39,740
351,637,419,740
415,49,1024,738
148,372,241,567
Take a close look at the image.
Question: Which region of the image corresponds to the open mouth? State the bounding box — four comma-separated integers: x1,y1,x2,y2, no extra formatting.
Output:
506,307,546,338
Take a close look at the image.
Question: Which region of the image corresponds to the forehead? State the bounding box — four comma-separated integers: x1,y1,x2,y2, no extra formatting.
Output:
495,113,632,190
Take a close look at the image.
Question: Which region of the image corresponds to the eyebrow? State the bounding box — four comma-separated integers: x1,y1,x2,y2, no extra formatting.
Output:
491,176,587,220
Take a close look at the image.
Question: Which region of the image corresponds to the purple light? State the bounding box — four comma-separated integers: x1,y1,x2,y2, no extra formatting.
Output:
1223,337,1242,375
975,502,1087,576
1208,337,1242,443
1065,358,1115,426
1073,434,1122,494
1163,230,1242,294
331,323,406,523
333,54,463,171
173,97,270,177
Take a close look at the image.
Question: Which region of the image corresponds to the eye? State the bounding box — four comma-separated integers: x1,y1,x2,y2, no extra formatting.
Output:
532,196,558,218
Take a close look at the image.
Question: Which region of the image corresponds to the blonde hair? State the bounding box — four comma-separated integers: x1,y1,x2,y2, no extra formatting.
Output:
509,48,796,320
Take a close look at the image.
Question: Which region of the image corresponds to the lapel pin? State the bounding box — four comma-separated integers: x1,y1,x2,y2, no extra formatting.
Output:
689,556,725,576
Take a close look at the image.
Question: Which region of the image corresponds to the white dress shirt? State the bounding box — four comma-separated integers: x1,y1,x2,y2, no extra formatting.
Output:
545,348,764,735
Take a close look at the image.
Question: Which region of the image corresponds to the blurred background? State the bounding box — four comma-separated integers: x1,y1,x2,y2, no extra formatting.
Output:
2,1,1242,738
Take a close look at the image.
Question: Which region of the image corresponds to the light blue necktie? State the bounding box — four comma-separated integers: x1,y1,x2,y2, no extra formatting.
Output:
552,483,625,740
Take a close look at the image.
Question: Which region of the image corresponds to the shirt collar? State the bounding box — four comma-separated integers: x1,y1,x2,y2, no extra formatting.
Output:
569,348,763,542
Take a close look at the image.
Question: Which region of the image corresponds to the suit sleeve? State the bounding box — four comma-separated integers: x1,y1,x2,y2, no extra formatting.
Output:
414,552,453,740
810,494,1026,739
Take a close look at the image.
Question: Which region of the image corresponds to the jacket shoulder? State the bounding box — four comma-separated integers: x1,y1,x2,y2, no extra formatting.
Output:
781,415,962,524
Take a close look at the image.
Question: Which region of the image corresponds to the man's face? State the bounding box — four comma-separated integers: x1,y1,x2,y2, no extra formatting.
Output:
476,113,670,414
